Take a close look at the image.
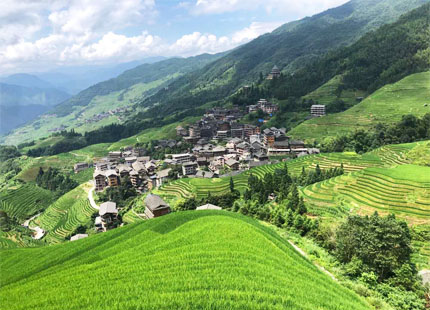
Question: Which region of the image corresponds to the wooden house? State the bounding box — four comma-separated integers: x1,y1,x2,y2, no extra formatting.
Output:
144,194,171,219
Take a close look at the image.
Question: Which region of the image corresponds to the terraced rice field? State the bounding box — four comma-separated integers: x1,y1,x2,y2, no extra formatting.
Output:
0,211,371,310
368,143,416,166
0,185,54,221
34,184,97,243
301,165,430,223
155,151,389,206
0,230,42,249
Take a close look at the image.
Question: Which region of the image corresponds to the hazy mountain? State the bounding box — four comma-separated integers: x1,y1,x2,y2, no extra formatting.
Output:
0,74,56,90
0,83,70,134
34,57,167,94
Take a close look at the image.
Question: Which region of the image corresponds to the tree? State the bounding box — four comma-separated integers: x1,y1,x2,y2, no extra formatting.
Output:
229,177,235,193
336,213,413,281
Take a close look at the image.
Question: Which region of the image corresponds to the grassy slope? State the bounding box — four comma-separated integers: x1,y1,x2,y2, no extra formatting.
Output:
301,164,430,224
289,72,430,142
33,183,96,244
0,211,370,310
302,75,366,106
0,184,55,221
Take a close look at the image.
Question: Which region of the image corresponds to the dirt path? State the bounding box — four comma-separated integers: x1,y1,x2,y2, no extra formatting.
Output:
22,213,41,227
288,240,337,281
87,181,99,210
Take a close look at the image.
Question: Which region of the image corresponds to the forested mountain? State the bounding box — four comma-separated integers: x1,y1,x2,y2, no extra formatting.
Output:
139,0,429,118
1,53,223,145
266,3,430,100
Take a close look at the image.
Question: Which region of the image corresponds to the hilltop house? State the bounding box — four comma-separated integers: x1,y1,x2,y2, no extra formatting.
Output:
99,201,118,230
311,104,326,117
225,159,240,171
105,170,119,187
182,162,198,176
144,194,171,219
94,170,107,192
74,162,89,174
196,204,222,210
156,168,172,187
267,65,281,80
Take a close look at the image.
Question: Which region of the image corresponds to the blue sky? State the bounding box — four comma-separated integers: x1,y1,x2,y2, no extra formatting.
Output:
0,0,348,74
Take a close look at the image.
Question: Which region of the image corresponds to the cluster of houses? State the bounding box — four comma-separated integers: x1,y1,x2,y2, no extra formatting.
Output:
248,99,279,115
91,148,169,193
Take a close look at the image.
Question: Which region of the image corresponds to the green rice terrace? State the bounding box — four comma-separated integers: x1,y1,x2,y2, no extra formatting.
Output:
301,165,430,224
289,71,430,142
0,211,371,310
0,184,54,222
154,142,419,206
32,183,96,244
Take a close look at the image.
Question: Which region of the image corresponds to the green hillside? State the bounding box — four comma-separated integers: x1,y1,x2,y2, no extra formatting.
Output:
301,165,430,224
2,54,222,146
139,0,429,122
0,184,54,222
0,211,370,310
289,72,430,141
32,183,96,244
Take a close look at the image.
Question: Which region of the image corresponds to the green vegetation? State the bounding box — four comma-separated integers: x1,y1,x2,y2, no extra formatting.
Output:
301,165,430,222
333,213,425,309
33,183,96,243
140,0,428,122
290,72,430,142
35,167,78,198
302,75,366,109
406,141,430,166
0,184,54,222
0,211,371,310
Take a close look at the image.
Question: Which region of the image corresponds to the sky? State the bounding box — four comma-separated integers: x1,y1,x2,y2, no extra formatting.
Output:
0,0,349,75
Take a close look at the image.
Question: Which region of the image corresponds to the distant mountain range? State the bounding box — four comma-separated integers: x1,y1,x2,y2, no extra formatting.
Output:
1,54,223,145
33,57,167,95
0,57,166,137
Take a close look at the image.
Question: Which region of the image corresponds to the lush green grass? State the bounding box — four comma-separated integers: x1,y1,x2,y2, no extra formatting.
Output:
33,183,96,244
406,141,430,166
0,184,55,221
303,75,366,107
301,165,430,223
0,211,371,310
289,72,430,142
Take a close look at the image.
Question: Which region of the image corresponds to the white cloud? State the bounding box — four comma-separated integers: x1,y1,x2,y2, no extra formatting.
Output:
0,0,345,74
168,21,282,56
231,21,283,44
192,0,348,16
48,0,157,35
